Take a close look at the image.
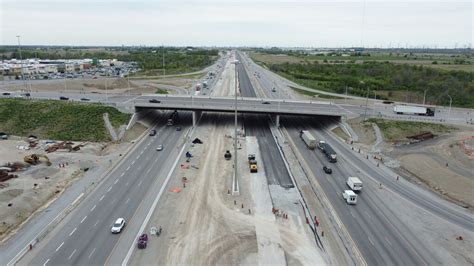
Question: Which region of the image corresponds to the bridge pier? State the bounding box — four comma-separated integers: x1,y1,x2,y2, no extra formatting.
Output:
275,115,280,128
192,110,202,127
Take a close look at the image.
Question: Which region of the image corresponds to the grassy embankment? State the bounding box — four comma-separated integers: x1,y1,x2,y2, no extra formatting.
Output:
250,52,474,108
0,99,130,141
367,118,456,143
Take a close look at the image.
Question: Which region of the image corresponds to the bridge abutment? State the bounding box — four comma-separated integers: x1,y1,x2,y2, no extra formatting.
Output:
192,110,202,127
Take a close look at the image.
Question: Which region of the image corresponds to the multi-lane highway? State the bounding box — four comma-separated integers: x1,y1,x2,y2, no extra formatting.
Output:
27,113,191,265
237,51,473,265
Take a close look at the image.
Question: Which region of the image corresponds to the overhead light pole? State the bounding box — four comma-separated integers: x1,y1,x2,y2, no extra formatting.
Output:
447,94,452,122
16,35,28,91
232,56,239,195
423,89,429,105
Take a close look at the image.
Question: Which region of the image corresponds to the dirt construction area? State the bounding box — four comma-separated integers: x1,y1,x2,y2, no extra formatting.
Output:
130,114,324,265
0,139,131,243
345,118,474,209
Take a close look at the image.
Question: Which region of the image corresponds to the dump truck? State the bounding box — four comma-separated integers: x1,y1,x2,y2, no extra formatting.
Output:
300,130,317,150
248,154,258,173
346,177,363,191
343,190,357,204
318,141,337,163
393,105,435,116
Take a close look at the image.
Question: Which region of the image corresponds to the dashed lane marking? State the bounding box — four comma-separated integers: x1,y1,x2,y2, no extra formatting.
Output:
68,249,77,260
99,195,105,201
88,248,96,259
69,227,77,236
43,258,50,266
90,205,96,212
80,216,87,223
55,242,64,252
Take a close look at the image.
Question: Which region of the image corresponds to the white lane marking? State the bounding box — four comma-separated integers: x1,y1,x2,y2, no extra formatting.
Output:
114,179,118,184
385,237,392,246
126,166,130,171
90,205,96,212
350,210,356,218
136,155,140,160
43,258,50,266
125,198,130,204
125,181,130,186
107,186,112,192
138,180,142,187
120,172,125,177
140,150,144,155
80,216,87,223
368,236,375,246
88,248,96,259
145,168,151,175
94,220,100,227
69,227,77,236
365,211,371,219
99,195,105,201
131,160,136,165
68,249,77,260
55,242,64,252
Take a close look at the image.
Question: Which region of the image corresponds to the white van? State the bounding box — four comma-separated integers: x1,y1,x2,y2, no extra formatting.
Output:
343,190,357,204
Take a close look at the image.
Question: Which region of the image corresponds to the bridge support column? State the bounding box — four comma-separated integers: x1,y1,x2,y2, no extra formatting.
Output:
192,110,202,127
275,115,280,128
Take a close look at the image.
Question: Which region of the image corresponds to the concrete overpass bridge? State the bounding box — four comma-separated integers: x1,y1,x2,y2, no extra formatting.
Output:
128,94,350,128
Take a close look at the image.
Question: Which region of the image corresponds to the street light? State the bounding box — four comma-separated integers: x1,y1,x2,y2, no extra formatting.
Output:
16,35,27,91
232,56,240,195
361,81,369,120
423,89,429,105
447,94,452,122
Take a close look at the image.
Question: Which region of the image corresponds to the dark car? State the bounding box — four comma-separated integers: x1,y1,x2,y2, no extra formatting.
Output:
176,127,182,131
149,130,156,136
262,101,270,104
2,92,11,96
80,98,90,101
323,166,332,174
23,93,31,97
59,96,69,100
149,99,161,103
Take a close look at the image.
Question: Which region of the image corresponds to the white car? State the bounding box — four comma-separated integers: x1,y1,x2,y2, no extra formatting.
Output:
156,145,163,151
111,218,125,233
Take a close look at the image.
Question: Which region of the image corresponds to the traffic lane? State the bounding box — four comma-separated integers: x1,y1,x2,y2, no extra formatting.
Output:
284,120,396,264
284,120,428,265
315,125,473,229
34,116,171,265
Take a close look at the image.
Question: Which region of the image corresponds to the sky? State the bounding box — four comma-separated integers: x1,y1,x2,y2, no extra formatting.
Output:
1,0,472,48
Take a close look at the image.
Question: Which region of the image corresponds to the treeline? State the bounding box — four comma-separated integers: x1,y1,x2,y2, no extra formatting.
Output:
2,47,219,73
269,61,474,107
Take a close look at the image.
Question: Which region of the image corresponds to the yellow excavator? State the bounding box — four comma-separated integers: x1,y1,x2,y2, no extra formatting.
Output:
24,154,52,166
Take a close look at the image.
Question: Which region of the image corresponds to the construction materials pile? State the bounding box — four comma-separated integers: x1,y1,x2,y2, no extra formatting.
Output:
45,141,86,153
0,170,18,183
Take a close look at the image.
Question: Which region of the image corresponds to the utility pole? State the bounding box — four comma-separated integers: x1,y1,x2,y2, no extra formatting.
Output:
233,57,239,195
162,45,166,78
16,35,27,91
105,78,108,103
423,89,429,105
447,94,452,122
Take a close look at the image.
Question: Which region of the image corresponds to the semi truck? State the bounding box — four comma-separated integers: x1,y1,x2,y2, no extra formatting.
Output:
300,130,317,150
393,105,435,116
343,190,357,204
346,177,363,191
167,111,179,126
318,141,337,163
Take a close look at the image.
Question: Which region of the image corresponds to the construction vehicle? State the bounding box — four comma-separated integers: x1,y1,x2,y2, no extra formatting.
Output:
46,141,74,153
248,154,258,173
24,154,52,166
343,190,357,204
300,130,317,150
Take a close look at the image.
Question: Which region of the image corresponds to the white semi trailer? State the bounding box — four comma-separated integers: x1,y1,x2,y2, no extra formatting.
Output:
393,105,435,116
300,130,317,150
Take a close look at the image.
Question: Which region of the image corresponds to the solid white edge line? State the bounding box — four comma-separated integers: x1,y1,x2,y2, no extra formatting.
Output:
121,141,188,266
43,258,50,266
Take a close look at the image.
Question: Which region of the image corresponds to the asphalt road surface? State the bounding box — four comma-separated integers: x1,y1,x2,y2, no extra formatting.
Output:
236,53,294,188
29,113,192,265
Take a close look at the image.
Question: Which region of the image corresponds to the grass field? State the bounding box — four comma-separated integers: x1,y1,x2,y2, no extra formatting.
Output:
155,88,168,94
367,118,456,143
0,99,130,141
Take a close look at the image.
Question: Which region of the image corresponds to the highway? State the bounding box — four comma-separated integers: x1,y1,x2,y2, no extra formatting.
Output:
28,113,191,265
237,51,473,265
235,53,294,188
